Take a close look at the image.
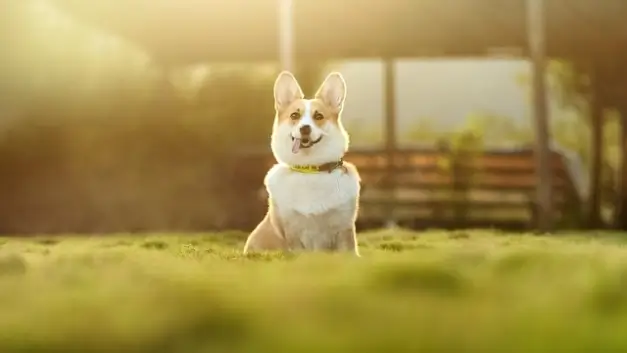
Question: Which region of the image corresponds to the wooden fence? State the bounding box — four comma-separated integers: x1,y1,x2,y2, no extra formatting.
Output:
239,146,583,230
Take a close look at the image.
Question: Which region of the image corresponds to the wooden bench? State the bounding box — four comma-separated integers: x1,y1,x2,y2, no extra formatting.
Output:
238,146,583,230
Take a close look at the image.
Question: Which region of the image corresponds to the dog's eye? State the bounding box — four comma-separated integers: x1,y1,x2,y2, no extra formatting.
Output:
313,112,324,120
290,112,300,120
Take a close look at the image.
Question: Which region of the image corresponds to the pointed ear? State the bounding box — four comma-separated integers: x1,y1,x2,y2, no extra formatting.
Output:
274,71,304,111
314,72,347,113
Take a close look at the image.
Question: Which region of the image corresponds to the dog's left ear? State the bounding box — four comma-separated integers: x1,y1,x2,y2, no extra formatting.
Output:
315,72,347,113
274,71,304,111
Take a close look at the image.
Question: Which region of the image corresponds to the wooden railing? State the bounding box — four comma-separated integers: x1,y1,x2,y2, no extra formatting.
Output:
239,147,582,230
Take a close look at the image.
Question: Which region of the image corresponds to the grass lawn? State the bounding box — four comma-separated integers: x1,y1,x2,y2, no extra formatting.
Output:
1,229,627,353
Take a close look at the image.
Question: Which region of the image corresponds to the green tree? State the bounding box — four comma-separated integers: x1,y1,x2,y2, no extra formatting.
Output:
0,0,329,233
517,60,613,227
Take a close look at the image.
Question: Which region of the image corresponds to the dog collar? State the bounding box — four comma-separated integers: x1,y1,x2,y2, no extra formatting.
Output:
289,159,344,174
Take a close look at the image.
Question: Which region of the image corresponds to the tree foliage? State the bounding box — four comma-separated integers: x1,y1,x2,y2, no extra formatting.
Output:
0,0,297,233
547,61,591,113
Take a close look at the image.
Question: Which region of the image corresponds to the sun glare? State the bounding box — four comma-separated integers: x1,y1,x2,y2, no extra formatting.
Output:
29,0,73,28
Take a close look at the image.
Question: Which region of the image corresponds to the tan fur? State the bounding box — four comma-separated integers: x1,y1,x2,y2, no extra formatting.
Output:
243,214,285,252
277,98,341,126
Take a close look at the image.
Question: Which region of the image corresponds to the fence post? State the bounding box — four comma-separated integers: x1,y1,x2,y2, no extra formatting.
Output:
527,0,553,232
383,59,398,228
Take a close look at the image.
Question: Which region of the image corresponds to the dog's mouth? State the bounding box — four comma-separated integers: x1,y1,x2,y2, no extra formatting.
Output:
291,135,323,153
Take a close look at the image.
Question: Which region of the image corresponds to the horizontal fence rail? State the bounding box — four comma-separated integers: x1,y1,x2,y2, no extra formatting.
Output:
241,147,582,230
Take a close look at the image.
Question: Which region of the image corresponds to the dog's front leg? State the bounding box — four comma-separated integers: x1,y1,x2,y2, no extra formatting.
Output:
336,227,360,257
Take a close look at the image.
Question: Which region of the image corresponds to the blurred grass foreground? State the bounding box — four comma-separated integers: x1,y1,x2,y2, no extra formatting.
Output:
2,230,627,352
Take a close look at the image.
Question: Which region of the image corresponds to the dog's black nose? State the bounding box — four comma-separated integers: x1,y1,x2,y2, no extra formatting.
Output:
299,125,312,135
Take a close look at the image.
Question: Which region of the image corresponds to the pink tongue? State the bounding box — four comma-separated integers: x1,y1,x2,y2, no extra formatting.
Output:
292,138,301,153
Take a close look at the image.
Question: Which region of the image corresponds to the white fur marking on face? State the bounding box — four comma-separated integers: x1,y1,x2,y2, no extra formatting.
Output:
299,100,313,128
293,100,323,141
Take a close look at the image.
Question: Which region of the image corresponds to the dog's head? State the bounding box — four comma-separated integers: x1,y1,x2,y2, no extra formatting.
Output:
270,71,349,166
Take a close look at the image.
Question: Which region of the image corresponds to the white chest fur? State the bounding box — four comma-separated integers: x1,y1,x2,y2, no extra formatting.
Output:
265,164,360,216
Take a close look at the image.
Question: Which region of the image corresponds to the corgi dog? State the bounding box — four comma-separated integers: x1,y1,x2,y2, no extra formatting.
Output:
243,71,361,256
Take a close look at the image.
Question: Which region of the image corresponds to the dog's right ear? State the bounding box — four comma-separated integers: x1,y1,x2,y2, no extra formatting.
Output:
274,71,304,111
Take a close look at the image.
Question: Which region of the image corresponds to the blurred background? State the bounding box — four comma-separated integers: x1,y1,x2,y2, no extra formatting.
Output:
1,0,626,234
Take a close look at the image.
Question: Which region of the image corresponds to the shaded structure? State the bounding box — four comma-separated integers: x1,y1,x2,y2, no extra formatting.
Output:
51,0,627,230
52,0,627,62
